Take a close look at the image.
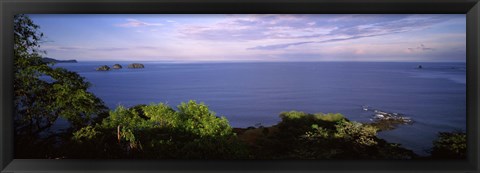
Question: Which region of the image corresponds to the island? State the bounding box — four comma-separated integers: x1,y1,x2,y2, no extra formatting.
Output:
113,64,122,69
96,65,110,71
128,63,145,69
42,57,77,63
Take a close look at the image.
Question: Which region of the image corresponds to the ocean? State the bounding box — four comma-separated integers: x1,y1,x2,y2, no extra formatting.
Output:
53,61,466,155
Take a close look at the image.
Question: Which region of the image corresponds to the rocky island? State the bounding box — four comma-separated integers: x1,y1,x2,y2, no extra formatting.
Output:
96,65,110,71
95,63,144,71
128,63,145,69
112,64,122,69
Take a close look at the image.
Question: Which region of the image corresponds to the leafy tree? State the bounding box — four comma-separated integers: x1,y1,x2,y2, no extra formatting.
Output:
247,111,416,159
334,120,378,146
71,101,249,159
430,131,466,159
13,14,108,158
177,100,233,137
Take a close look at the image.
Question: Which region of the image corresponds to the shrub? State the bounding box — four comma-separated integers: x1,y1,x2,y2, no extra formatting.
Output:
314,113,345,122
334,120,378,146
177,100,233,137
285,114,415,159
71,101,248,159
430,131,466,159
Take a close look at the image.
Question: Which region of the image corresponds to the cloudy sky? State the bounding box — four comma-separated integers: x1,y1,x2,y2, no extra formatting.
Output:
29,14,466,62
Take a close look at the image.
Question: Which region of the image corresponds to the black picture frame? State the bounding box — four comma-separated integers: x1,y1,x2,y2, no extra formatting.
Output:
1,0,479,172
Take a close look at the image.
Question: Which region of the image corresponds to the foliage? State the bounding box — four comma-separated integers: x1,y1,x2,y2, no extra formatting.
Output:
70,101,248,159
177,100,233,137
334,120,378,146
314,113,345,122
430,131,466,159
13,14,108,158
277,111,346,136
246,111,416,159
72,126,99,142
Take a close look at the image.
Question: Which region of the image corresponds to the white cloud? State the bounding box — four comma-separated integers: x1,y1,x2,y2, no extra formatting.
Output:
116,18,163,27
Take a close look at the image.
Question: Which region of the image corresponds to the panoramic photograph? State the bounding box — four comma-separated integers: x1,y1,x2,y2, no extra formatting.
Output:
14,14,466,159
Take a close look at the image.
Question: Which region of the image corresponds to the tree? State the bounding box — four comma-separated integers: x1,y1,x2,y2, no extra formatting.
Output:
13,14,108,158
71,101,249,159
430,131,466,159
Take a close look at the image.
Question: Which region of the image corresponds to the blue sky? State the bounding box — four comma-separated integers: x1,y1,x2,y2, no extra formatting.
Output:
29,14,466,62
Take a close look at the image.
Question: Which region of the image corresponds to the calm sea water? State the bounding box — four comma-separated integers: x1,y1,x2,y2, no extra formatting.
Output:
53,61,466,155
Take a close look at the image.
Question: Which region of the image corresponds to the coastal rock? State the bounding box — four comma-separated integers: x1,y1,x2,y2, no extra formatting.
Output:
96,65,110,71
362,106,413,130
113,64,122,69
128,63,145,69
372,110,412,124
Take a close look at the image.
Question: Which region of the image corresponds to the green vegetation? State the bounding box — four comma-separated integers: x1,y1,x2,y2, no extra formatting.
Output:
65,107,416,159
13,14,467,160
238,111,416,159
68,101,248,159
14,14,108,158
430,131,467,159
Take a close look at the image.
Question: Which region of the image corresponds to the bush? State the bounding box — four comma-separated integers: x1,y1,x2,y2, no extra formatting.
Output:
71,101,248,159
177,100,233,137
430,131,466,159
314,113,345,122
274,112,416,159
334,120,378,146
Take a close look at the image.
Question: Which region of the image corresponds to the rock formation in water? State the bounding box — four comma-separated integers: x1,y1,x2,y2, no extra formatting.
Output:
128,63,145,69
362,106,413,130
96,65,111,71
113,64,122,69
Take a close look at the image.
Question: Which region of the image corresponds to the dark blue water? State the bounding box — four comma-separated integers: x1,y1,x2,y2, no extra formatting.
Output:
53,61,466,155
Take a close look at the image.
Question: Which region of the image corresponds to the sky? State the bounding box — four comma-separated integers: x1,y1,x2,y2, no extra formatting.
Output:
29,14,466,62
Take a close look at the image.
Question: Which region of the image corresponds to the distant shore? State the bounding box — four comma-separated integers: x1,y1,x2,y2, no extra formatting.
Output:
42,57,77,63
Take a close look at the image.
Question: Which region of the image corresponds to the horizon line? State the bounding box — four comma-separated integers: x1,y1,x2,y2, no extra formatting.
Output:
65,60,467,63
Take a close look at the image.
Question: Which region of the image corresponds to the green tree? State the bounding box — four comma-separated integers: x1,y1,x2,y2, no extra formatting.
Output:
72,101,249,159
13,14,108,158
249,111,416,159
430,131,466,159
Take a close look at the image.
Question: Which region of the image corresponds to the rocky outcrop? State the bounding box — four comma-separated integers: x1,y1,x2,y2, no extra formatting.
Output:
372,110,412,124
128,63,145,69
362,106,413,130
96,65,110,71
113,64,122,69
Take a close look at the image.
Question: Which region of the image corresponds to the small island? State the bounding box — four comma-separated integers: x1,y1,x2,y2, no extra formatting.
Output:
113,64,122,69
128,63,145,69
95,63,144,71
96,65,110,71
42,57,77,63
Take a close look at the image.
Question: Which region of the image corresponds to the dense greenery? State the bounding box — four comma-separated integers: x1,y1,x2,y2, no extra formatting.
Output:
237,111,416,159
69,101,248,159
14,14,108,158
430,131,467,159
14,14,467,160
